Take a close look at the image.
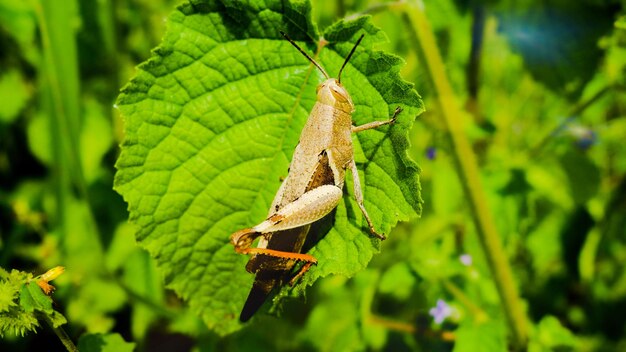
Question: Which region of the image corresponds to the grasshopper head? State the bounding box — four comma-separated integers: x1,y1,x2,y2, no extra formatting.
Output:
316,78,354,113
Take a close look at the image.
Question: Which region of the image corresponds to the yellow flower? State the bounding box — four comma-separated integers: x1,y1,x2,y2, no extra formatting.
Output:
36,266,65,295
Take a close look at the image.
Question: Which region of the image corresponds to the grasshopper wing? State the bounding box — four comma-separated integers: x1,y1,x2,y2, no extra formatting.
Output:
240,225,311,322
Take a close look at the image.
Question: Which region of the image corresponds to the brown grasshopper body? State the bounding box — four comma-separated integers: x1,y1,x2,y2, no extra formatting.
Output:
231,33,401,322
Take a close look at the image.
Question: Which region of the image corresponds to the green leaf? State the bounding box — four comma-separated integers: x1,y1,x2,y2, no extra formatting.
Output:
48,310,68,328
115,0,423,334
0,309,39,337
0,69,30,123
66,278,127,333
378,262,416,301
0,0,39,64
497,1,616,97
105,222,140,272
0,269,29,312
0,270,67,337
300,274,373,351
559,150,600,205
77,333,136,352
122,250,164,340
0,283,18,313
0,269,38,337
453,321,507,352
19,283,53,314
526,213,565,278
26,113,53,165
80,98,114,183
18,282,67,328
617,15,626,30
529,315,577,352
302,297,363,351
26,97,113,183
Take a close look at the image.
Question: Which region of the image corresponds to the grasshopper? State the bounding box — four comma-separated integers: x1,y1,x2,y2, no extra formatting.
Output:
230,32,402,322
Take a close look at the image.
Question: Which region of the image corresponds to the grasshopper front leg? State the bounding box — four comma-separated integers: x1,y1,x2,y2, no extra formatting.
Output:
348,159,386,240
348,107,404,240
352,107,402,133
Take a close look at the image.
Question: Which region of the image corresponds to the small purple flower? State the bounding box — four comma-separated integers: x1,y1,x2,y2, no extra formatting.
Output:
459,254,473,266
575,130,597,150
429,299,452,324
566,124,597,150
426,146,436,160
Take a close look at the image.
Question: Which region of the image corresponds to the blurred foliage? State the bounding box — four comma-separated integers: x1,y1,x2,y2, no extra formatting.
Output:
0,0,625,351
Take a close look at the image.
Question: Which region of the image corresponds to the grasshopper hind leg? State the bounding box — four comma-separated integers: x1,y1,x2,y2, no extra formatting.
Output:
238,225,316,322
289,261,314,286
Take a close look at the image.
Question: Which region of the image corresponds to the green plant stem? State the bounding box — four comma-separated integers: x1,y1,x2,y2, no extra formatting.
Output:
41,314,78,352
530,84,612,157
32,0,71,239
34,0,85,192
368,315,456,341
34,0,104,272
368,315,416,334
441,279,488,323
399,1,528,348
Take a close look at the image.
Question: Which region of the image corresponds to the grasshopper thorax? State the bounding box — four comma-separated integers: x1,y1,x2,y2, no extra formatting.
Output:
316,78,354,113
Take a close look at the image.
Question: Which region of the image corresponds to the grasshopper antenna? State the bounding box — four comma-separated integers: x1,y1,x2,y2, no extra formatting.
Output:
337,34,365,83
280,31,329,79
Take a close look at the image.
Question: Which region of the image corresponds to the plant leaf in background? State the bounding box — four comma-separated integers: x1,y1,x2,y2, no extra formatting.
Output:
77,332,136,352
0,268,67,337
114,0,423,334
528,315,577,351
497,0,618,98
0,269,37,337
454,321,506,352
0,69,30,123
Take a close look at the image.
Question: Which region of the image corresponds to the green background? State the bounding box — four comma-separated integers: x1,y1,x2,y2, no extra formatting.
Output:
1,0,625,351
